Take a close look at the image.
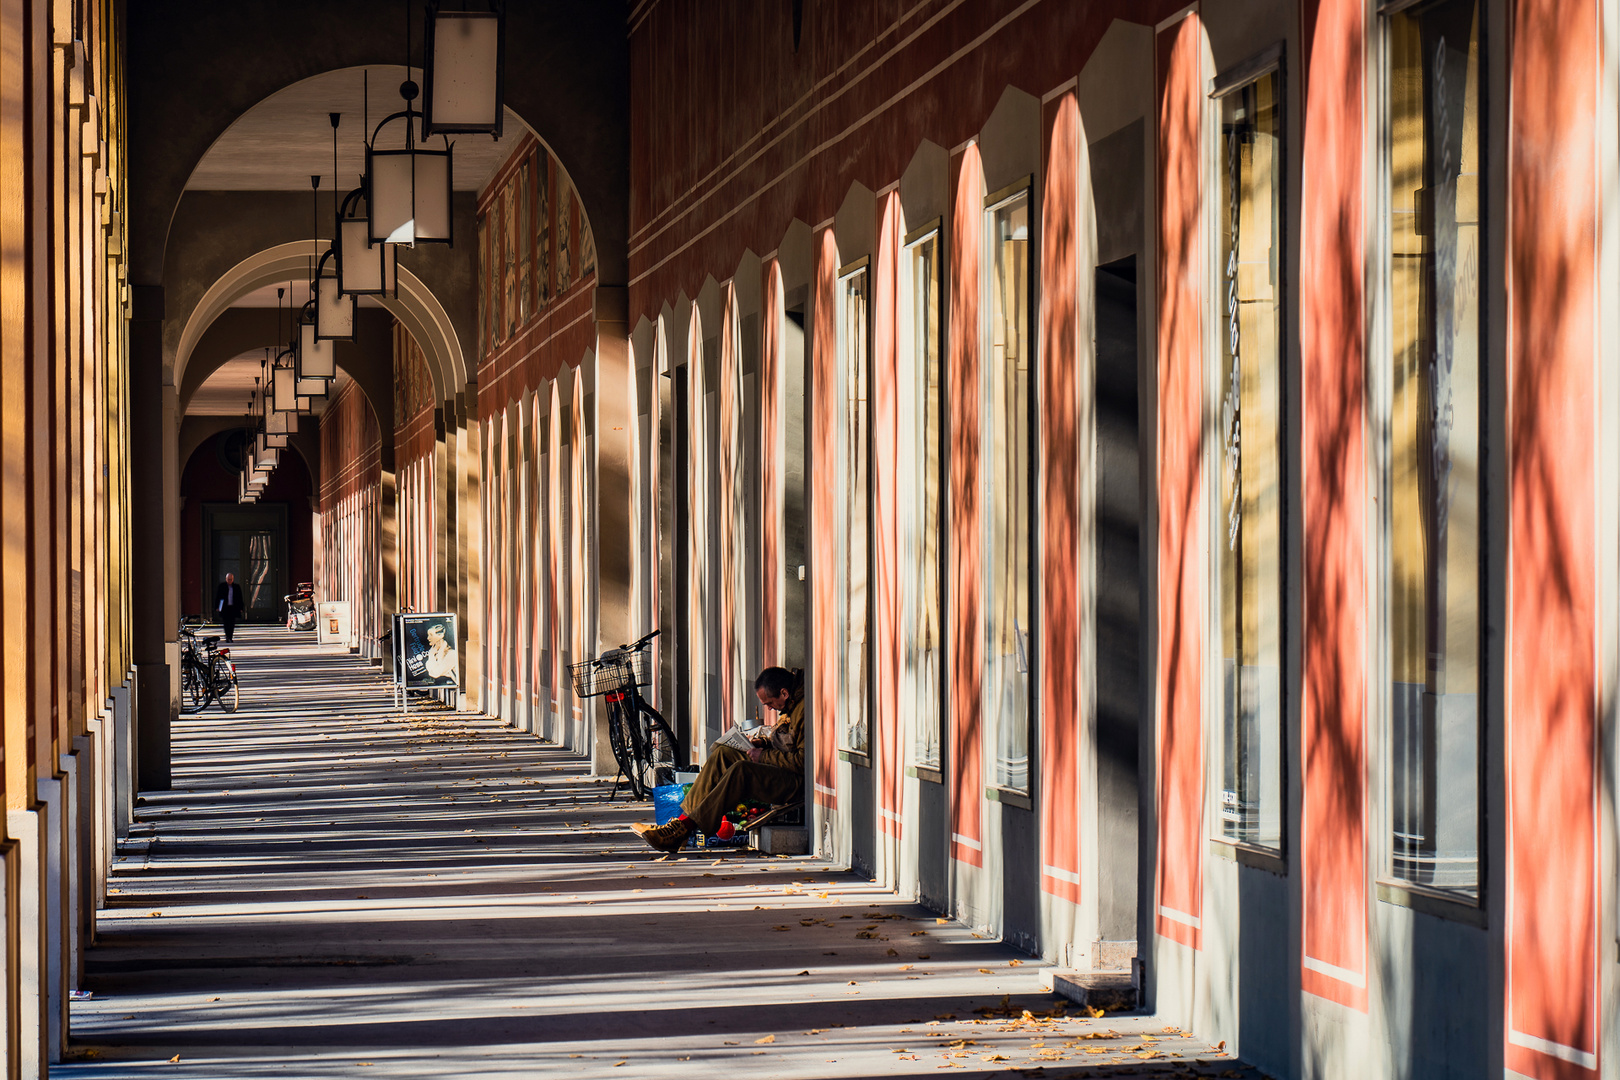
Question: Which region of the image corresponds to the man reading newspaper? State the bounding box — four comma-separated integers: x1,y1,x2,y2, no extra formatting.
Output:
632,666,804,853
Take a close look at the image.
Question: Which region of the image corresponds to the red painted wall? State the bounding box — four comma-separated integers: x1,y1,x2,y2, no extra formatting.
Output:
947,142,983,867
1505,0,1600,1074
1153,12,1205,953
811,228,839,809
1039,91,1082,904
1298,0,1368,1013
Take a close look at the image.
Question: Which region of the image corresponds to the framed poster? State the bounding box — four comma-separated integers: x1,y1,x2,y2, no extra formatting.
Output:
316,601,351,646
399,613,460,690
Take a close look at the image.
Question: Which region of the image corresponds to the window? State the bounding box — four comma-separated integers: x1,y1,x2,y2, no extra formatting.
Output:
904,225,945,771
837,262,871,757
1214,67,1284,849
1386,0,1482,895
984,187,1033,793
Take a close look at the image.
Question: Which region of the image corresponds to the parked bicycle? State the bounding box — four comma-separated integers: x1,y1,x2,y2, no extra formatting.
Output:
569,630,679,799
179,621,240,713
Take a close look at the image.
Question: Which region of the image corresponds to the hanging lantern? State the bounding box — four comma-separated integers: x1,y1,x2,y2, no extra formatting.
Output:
366,79,454,247
272,360,299,413
314,250,355,341
253,446,279,474
338,188,398,296
299,312,336,383
423,3,504,138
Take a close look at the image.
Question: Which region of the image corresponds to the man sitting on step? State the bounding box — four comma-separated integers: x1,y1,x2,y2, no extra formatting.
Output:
633,666,804,853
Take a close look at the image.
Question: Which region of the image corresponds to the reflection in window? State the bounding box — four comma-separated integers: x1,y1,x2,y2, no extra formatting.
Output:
985,191,1032,793
1216,72,1283,849
837,264,871,757
903,229,944,771
1388,0,1481,894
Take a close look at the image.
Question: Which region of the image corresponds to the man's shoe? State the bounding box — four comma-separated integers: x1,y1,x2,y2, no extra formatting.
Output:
632,818,691,853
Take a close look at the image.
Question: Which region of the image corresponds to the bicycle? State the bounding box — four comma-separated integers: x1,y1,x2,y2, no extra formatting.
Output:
569,629,680,799
179,623,240,713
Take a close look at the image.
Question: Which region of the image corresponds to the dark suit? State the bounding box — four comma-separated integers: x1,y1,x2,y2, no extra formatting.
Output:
214,580,244,642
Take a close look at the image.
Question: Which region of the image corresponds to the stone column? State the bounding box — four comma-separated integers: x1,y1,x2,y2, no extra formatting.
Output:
128,285,169,791
593,287,633,773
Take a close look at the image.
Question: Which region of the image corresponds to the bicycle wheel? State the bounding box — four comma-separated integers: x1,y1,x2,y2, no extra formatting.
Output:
634,706,680,793
181,662,206,713
605,695,645,799
213,665,240,713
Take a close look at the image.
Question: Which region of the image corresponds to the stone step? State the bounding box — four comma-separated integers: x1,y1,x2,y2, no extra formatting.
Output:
1052,970,1140,1013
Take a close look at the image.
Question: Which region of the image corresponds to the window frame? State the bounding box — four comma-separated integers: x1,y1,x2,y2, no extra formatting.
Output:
981,176,1038,800
1372,0,1489,911
835,255,874,764
902,218,949,782
1206,43,1291,867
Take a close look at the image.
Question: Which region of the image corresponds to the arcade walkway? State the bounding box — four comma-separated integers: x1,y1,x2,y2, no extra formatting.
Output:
58,629,1259,1079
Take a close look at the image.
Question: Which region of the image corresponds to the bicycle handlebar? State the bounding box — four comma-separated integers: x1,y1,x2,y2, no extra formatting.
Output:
619,628,661,653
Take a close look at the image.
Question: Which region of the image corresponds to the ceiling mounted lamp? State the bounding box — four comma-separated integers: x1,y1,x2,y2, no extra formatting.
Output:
337,187,399,297
272,353,304,414
366,32,454,248
315,251,356,341
254,446,279,474
422,2,505,138
299,305,337,382
317,115,359,338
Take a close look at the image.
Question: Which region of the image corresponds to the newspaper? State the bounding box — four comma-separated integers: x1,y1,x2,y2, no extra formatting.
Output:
713,725,764,754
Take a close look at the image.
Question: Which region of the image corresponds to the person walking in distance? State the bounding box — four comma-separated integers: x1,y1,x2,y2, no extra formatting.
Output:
215,572,244,643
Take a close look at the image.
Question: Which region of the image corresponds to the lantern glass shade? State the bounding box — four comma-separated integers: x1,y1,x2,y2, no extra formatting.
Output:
423,9,503,137
273,366,298,412
315,273,355,341
299,322,336,380
266,405,292,434
263,431,289,450
254,447,279,474
340,218,388,295
368,147,452,246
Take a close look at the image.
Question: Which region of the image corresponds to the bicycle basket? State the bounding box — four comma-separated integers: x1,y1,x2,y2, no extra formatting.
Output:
569,654,635,698
622,648,653,687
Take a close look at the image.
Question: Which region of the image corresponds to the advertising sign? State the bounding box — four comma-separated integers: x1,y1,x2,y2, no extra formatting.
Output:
398,613,460,690
316,601,351,646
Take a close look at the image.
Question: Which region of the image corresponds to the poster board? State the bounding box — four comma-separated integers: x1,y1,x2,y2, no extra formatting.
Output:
398,612,461,690
316,601,351,646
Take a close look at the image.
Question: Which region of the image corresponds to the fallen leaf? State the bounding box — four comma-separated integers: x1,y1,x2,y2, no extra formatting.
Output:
978,967,993,974
755,1034,775,1044
1009,959,1024,966
168,1054,181,1064
612,1061,627,1067
796,970,810,976
1087,1006,1105,1018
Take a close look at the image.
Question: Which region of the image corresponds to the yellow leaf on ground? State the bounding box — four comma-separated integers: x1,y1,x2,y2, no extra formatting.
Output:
168,1055,181,1063
755,1034,775,1044
978,968,993,974
1086,1006,1105,1018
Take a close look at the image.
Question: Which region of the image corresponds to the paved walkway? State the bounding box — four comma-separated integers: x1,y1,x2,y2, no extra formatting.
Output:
63,626,1264,1079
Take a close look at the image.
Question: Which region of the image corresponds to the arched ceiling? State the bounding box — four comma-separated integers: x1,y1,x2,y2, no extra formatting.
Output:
126,1,628,288
186,66,523,194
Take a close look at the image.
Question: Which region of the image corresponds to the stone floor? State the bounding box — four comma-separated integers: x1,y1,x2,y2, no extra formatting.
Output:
62,626,1266,1079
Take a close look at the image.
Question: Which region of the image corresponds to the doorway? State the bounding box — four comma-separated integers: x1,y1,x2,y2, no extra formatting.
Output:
1094,255,1144,963
203,504,289,623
